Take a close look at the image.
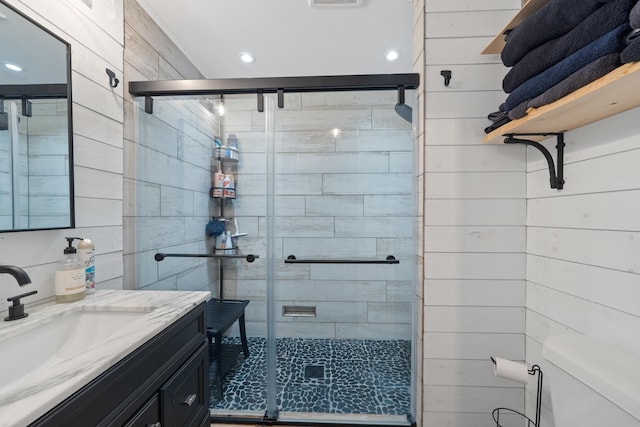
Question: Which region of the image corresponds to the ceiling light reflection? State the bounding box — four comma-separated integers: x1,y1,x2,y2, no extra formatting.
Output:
239,52,255,63
5,63,22,72
385,50,399,61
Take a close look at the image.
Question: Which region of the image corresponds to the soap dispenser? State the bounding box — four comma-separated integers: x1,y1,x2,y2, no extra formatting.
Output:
54,237,86,303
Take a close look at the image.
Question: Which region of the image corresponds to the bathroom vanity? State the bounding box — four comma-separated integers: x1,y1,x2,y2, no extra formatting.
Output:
0,290,210,427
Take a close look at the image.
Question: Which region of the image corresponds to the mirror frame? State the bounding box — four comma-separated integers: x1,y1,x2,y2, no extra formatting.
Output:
0,0,75,232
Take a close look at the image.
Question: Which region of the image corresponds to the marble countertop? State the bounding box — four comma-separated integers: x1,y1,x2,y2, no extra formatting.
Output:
0,289,210,427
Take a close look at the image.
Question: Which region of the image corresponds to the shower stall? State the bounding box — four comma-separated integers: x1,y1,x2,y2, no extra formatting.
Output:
129,74,419,426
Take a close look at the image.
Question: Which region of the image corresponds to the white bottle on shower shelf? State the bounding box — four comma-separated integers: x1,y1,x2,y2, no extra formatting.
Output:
216,232,226,252
224,231,234,255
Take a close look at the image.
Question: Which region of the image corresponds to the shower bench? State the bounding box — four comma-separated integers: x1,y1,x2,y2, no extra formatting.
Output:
206,298,250,398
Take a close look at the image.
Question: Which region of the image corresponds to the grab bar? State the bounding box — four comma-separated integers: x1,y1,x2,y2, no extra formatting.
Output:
284,255,399,264
154,253,259,263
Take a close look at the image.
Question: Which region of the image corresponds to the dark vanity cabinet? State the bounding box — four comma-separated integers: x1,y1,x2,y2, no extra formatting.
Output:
31,303,209,427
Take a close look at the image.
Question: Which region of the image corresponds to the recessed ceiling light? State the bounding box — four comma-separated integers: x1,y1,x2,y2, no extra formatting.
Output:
385,50,399,61
5,63,22,72
239,52,255,64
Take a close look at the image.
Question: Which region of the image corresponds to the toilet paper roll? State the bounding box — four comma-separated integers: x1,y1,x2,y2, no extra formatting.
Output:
494,357,529,384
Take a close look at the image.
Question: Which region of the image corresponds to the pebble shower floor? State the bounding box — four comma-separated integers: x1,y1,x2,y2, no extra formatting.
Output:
210,337,411,415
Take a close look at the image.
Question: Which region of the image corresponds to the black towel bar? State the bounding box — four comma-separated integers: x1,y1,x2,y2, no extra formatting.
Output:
284,255,399,264
154,252,258,262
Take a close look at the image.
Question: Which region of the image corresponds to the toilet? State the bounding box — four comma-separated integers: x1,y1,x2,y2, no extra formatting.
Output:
542,334,640,427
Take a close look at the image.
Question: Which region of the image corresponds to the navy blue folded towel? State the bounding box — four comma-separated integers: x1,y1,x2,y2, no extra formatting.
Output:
501,0,614,67
631,0,640,28
484,116,511,134
503,0,635,93
621,36,640,62
508,54,621,120
505,24,629,111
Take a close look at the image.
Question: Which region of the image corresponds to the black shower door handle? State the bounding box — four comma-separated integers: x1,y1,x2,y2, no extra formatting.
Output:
284,255,399,264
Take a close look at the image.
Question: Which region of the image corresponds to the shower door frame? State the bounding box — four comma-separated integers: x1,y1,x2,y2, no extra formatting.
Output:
129,73,420,426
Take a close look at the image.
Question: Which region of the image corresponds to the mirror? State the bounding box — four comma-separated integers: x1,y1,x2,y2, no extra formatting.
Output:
0,0,74,232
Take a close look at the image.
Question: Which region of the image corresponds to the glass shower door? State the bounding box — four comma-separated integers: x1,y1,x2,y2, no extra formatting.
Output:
269,90,417,423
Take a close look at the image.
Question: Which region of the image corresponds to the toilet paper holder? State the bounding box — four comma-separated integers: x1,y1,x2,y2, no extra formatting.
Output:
490,357,543,427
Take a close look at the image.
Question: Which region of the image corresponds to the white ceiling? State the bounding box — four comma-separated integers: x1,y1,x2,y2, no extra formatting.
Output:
135,0,414,79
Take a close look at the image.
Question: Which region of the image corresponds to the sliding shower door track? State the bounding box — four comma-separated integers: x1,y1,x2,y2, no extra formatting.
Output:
210,411,415,427
129,73,419,113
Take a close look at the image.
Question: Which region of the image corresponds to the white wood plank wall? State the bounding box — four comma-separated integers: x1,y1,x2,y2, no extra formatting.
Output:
421,1,525,425
122,0,218,293
525,106,640,427
0,0,125,309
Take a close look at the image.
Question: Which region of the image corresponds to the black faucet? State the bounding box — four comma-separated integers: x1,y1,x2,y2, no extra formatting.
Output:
0,265,32,286
1,265,36,321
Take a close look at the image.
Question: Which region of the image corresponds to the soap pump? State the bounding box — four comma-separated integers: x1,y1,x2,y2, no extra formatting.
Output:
54,237,86,303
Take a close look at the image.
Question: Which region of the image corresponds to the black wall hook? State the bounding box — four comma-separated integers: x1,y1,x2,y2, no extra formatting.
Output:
106,68,119,88
440,70,452,86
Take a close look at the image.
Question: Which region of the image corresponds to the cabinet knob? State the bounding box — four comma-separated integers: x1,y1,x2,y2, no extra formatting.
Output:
182,394,197,406
146,423,161,427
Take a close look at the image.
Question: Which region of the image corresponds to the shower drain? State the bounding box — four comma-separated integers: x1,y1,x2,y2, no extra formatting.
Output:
304,365,325,379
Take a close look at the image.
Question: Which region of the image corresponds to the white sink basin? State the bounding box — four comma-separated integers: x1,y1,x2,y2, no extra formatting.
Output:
0,308,153,391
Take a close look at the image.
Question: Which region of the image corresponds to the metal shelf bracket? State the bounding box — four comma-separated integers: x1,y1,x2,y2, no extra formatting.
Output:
503,132,565,190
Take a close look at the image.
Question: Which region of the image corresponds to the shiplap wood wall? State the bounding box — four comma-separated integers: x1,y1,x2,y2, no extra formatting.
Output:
0,0,125,310
421,0,526,425
421,1,640,426
525,106,640,427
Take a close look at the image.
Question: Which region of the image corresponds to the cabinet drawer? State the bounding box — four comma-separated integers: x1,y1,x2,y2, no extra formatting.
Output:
161,343,209,427
124,394,160,427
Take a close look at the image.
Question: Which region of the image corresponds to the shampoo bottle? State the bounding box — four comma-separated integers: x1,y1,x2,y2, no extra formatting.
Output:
55,237,86,303
223,172,235,198
213,169,224,198
77,238,95,294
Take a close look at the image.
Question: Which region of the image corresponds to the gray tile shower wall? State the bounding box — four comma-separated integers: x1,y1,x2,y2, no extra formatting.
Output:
122,0,218,293
220,91,414,340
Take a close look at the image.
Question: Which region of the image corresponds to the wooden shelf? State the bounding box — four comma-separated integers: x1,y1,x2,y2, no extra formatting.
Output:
482,0,552,54
483,61,640,144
